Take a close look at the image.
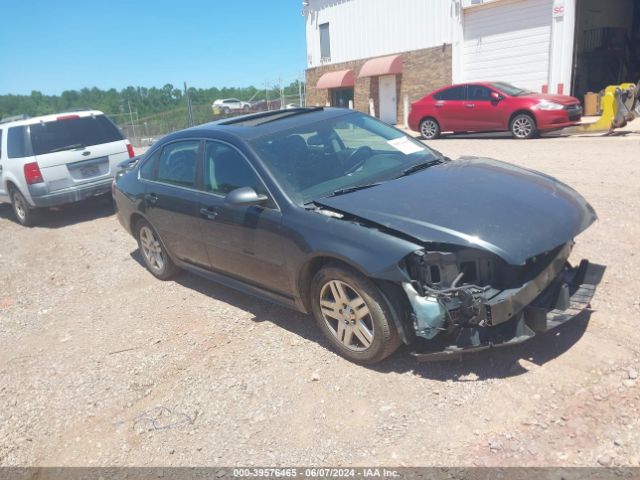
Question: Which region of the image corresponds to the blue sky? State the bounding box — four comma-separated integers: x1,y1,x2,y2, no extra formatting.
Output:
0,0,306,95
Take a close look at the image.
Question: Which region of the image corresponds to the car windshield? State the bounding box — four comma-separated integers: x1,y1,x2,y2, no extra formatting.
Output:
251,112,440,204
489,82,532,96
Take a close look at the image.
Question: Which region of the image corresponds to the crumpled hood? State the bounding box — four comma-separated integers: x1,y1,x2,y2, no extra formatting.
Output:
316,157,596,265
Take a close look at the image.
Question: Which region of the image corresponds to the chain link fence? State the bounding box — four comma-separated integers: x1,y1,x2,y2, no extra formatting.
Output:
116,93,305,147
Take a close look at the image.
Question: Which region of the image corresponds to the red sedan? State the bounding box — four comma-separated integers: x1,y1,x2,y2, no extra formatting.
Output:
408,82,582,140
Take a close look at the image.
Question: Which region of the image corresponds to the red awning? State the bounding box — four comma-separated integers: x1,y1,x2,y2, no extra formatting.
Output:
358,54,403,78
316,69,355,89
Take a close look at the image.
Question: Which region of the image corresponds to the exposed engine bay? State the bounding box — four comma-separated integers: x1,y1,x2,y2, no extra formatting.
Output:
401,242,605,359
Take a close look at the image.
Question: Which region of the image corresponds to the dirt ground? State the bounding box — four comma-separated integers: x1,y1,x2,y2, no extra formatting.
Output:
0,125,639,467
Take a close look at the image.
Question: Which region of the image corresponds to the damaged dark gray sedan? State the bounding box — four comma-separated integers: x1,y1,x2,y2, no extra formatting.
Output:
113,107,604,364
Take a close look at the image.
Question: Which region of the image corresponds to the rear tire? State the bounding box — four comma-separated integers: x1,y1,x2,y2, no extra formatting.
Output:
419,118,441,140
510,113,537,139
135,219,179,280
310,264,401,364
10,187,38,227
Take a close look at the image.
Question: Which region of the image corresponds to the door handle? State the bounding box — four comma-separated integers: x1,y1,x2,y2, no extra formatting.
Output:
465,103,475,108
199,207,218,220
435,102,444,108
145,193,159,204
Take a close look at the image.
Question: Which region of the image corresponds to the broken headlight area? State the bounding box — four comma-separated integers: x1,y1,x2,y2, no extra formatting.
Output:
401,242,605,359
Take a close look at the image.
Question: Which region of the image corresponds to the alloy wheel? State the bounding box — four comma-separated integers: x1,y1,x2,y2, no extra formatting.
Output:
319,280,374,351
420,119,438,139
512,117,534,138
139,226,165,273
13,193,26,221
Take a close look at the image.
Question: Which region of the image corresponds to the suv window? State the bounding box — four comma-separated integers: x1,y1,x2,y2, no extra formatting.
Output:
467,85,493,101
0,129,3,159
29,115,124,155
157,140,200,188
204,141,266,196
8,126,33,158
434,86,466,101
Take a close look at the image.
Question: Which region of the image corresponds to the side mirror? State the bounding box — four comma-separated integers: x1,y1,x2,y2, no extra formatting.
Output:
224,186,269,207
490,92,503,102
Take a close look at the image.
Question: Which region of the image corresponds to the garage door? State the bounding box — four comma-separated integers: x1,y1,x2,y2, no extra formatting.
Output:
462,0,553,92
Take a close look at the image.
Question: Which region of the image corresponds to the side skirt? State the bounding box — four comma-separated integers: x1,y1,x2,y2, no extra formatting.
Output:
178,261,303,313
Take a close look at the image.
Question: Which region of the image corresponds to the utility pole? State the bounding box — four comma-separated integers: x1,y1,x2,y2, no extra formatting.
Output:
184,81,194,127
127,100,137,142
264,81,270,111
298,78,303,107
278,76,285,109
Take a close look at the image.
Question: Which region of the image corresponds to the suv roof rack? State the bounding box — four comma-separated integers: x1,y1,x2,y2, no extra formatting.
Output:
216,107,324,126
0,114,30,125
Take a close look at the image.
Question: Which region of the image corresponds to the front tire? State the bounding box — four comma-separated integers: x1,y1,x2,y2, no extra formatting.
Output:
10,188,38,227
311,265,401,364
510,113,537,139
135,219,179,280
419,118,441,140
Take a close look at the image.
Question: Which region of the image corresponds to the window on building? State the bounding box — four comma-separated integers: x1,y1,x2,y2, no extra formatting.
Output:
320,23,331,60
434,86,466,101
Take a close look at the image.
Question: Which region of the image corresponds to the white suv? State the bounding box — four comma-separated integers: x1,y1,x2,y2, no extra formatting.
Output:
0,110,134,226
212,98,251,113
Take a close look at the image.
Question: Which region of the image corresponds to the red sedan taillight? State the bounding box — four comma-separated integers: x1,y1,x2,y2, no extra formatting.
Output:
126,143,135,158
24,162,44,184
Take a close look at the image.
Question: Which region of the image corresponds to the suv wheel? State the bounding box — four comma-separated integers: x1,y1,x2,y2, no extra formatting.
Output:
10,188,38,227
419,118,441,140
510,113,537,139
310,265,401,364
136,219,179,280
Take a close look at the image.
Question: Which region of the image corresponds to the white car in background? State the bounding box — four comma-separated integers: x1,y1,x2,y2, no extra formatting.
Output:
212,98,251,114
0,110,134,226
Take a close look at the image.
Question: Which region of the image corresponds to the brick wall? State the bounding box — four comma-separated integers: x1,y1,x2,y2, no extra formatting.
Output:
305,44,452,124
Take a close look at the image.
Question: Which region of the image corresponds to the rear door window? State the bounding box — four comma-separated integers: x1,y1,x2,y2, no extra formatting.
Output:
156,140,200,188
0,129,3,159
29,115,124,155
140,149,160,180
434,86,466,101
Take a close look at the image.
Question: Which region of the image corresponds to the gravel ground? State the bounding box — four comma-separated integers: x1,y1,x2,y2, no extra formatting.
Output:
0,125,639,467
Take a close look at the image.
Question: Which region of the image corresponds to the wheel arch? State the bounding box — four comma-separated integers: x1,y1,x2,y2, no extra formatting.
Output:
296,254,413,344
419,115,440,127
509,109,537,127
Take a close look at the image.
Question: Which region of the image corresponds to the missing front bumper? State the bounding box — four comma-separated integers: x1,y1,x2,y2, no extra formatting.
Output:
410,260,605,361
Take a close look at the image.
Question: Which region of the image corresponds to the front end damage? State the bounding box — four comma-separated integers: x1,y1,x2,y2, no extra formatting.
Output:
401,242,605,360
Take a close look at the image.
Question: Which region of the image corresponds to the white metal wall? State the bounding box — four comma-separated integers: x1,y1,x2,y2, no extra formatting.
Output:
305,0,454,68
461,0,553,91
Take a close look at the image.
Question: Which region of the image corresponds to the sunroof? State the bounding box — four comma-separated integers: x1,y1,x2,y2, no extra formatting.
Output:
217,107,324,127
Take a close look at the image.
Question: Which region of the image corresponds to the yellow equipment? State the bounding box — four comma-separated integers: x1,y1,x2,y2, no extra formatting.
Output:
571,81,640,133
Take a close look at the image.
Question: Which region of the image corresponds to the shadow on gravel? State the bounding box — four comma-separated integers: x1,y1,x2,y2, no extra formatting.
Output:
129,248,591,381
377,311,592,381
0,195,114,229
129,249,327,345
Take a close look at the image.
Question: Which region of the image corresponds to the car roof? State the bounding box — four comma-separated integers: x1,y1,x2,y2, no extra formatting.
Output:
173,107,352,142
0,110,106,128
